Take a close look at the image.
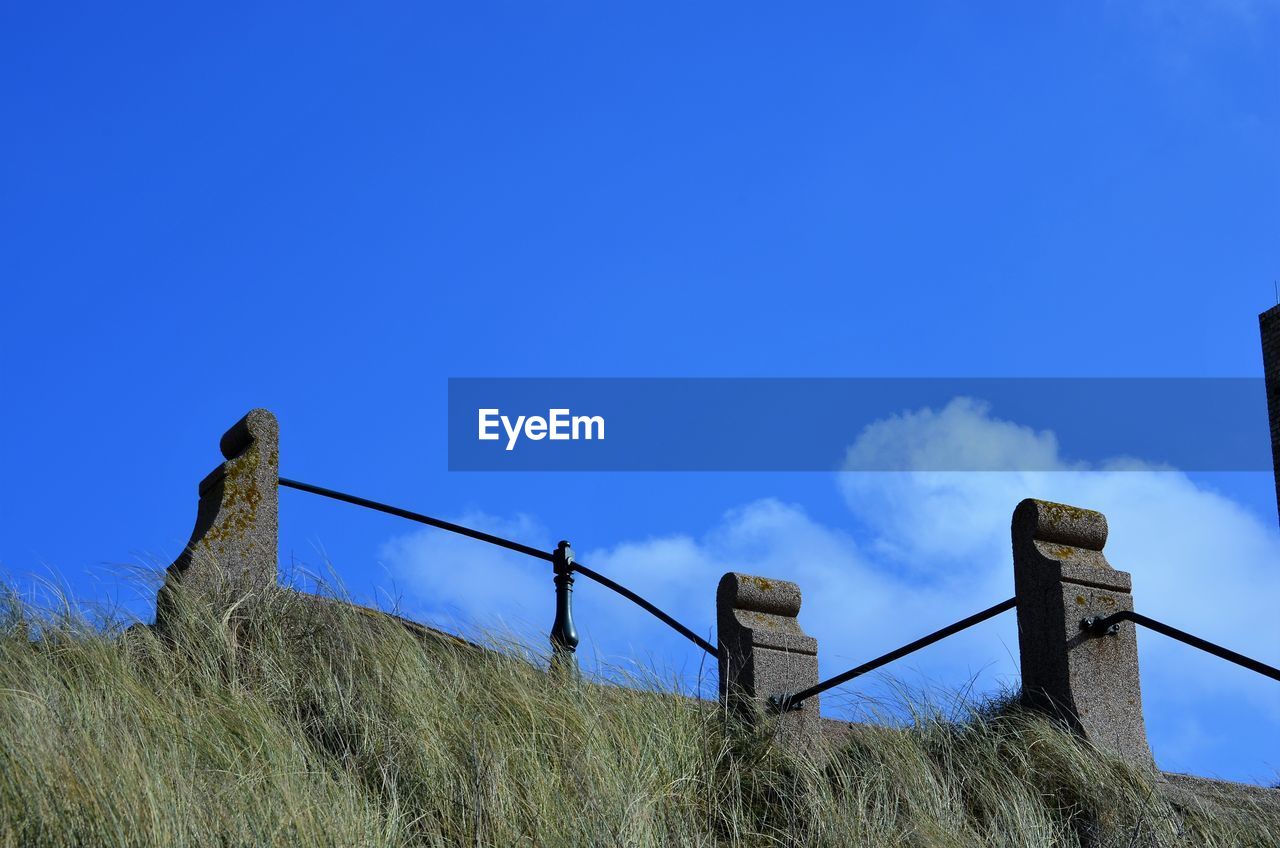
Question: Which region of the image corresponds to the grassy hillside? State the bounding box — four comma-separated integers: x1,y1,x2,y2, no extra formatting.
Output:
0,585,1273,848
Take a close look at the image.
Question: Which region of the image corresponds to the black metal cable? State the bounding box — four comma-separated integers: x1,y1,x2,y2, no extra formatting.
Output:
278,476,716,656
1093,610,1280,683
569,561,717,655
276,478,1280,689
279,477,552,560
775,596,1018,711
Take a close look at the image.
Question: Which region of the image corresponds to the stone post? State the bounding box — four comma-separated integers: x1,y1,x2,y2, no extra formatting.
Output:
156,409,280,628
1012,498,1154,769
717,572,820,749
1260,305,1280,526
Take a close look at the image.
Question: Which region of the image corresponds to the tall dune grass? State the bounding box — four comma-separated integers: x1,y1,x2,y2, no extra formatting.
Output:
0,583,1273,847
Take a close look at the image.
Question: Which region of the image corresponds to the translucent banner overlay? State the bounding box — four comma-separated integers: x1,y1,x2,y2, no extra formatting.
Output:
447,378,1270,472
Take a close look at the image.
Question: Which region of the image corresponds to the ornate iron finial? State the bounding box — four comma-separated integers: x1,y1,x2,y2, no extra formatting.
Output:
550,540,579,670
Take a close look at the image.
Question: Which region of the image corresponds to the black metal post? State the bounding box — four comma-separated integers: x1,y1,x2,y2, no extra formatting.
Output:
550,540,579,672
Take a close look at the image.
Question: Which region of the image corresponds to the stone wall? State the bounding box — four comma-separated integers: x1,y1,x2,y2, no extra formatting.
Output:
157,409,1278,811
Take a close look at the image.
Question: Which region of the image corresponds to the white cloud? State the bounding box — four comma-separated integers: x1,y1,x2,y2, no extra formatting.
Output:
843,397,1069,473
377,511,554,641
838,400,1280,719
379,397,1280,781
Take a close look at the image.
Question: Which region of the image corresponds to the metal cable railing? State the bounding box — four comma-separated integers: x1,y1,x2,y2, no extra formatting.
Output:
279,476,1279,704
278,477,717,658
1083,610,1280,682
774,597,1278,713
772,596,1017,712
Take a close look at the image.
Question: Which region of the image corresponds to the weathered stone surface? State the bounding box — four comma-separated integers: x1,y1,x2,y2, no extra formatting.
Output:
717,572,820,752
1013,497,1109,551
1261,305,1280,526
156,409,280,628
1012,498,1154,770
1159,771,1280,816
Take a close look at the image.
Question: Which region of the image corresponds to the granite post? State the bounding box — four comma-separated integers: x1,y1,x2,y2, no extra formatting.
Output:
1012,498,1154,769
717,572,820,751
1260,305,1280,526
156,409,280,629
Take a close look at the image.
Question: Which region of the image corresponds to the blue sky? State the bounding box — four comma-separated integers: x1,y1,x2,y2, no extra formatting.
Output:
1,3,1278,783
